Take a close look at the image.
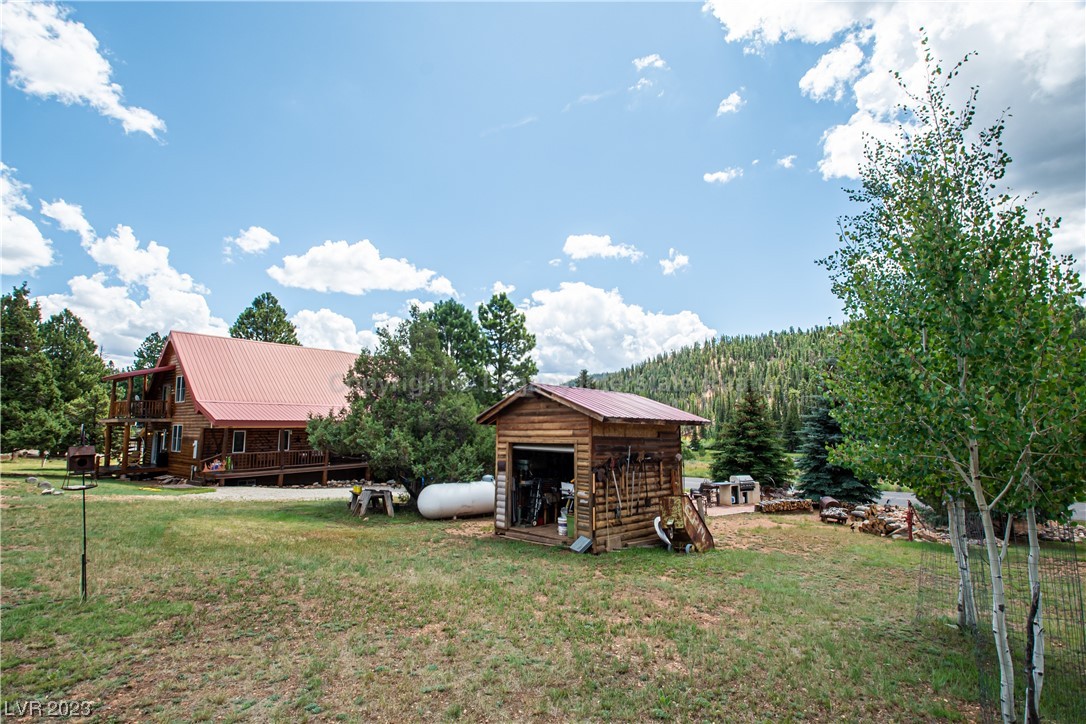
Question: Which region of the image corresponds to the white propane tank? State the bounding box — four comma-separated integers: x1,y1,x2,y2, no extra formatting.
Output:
417,478,496,520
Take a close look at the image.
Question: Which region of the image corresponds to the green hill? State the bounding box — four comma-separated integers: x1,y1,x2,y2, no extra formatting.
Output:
595,327,835,451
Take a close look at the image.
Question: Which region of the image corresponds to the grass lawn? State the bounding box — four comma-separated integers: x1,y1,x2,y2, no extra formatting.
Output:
1,463,985,722
3,458,215,497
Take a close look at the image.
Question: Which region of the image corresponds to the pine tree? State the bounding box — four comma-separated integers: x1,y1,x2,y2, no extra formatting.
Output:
419,299,487,393
796,392,876,502
0,284,65,453
230,292,300,345
39,309,109,449
132,331,166,370
478,292,537,402
576,369,595,389
709,381,793,486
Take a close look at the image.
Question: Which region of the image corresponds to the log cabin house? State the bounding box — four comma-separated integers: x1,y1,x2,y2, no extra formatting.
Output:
477,383,713,551
99,331,368,485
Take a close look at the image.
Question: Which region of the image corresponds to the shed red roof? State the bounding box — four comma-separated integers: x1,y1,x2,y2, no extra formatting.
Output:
477,383,709,426
165,332,356,427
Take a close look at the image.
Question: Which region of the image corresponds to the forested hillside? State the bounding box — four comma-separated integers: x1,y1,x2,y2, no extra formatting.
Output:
596,327,835,451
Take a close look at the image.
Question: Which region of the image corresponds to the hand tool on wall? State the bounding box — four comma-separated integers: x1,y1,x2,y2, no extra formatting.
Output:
609,456,623,521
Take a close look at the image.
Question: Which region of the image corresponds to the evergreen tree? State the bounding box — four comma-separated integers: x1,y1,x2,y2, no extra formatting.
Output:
419,299,487,392
39,309,109,449
132,331,166,370
307,312,493,501
0,284,65,452
478,292,537,402
709,381,792,486
576,369,595,389
230,292,300,345
796,392,876,502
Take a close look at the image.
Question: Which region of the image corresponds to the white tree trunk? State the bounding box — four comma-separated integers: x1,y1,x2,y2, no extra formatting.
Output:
947,498,978,630
973,491,1017,724
1024,507,1044,723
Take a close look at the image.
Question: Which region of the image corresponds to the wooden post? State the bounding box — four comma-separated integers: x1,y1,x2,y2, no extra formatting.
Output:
321,450,329,485
121,423,131,472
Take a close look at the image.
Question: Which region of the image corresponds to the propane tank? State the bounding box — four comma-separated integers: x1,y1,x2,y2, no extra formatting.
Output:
417,477,496,520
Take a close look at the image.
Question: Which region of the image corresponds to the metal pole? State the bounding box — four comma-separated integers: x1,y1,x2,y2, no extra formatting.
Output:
81,487,88,602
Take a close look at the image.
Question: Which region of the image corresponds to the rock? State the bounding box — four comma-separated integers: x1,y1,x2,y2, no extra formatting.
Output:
40,487,55,495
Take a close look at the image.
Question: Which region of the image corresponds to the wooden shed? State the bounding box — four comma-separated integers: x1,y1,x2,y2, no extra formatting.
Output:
477,383,713,552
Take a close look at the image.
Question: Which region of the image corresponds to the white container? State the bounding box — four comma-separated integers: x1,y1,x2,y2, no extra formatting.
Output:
417,479,496,520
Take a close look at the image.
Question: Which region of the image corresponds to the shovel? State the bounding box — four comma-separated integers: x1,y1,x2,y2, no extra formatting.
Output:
610,457,623,521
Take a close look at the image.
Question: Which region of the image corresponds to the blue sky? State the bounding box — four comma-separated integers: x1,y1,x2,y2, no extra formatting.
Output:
3,1,1083,380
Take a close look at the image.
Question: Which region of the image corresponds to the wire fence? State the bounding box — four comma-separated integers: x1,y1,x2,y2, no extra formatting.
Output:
916,512,1086,723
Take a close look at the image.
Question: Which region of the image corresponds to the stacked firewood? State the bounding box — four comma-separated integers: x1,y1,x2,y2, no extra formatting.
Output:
847,503,943,541
1038,522,1086,543
756,498,813,514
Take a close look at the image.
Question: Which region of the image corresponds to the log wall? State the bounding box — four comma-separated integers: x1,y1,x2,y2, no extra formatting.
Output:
590,422,682,549
492,397,592,538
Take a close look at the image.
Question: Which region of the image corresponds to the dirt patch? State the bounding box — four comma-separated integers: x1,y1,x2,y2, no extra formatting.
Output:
442,519,492,538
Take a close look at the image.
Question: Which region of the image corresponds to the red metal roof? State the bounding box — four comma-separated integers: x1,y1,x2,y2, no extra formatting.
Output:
167,332,356,427
478,383,710,425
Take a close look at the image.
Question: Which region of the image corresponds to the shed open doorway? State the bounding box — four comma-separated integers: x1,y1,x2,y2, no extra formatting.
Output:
510,444,575,538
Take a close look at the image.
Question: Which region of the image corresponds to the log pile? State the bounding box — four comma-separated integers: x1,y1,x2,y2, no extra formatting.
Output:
847,503,944,542
756,498,813,514
1038,522,1086,543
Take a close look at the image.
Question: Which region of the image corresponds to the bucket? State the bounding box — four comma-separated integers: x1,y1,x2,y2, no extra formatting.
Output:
557,510,568,537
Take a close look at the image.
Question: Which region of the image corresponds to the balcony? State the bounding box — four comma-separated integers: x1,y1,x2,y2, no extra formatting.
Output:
107,399,174,421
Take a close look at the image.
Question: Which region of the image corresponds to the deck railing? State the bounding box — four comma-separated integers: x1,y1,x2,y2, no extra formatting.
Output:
108,399,174,419
205,449,330,473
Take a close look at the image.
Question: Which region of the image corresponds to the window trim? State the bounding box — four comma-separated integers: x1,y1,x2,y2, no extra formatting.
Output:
232,430,246,454
174,375,186,403
279,429,291,451
170,424,183,453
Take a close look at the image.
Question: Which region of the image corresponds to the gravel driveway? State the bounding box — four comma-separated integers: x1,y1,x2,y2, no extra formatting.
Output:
178,486,353,502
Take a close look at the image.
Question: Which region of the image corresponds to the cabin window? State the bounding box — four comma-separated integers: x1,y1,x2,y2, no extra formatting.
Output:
175,375,186,403
170,424,183,453
279,430,291,451
232,430,246,454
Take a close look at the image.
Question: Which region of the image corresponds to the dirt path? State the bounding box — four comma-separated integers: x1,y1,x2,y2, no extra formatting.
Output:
175,486,353,502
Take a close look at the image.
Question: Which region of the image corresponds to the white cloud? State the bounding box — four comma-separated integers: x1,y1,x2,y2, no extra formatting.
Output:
564,90,618,112
704,1,1086,267
267,239,456,297
40,198,93,243
492,281,516,295
659,248,690,275
1,164,54,275
1,1,166,138
548,258,562,267
523,282,715,378
703,168,744,185
404,298,436,315
562,234,644,262
34,200,228,363
799,40,864,102
481,116,538,137
632,53,669,72
225,226,280,257
716,90,746,115
776,154,797,169
292,308,379,352
629,77,654,92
